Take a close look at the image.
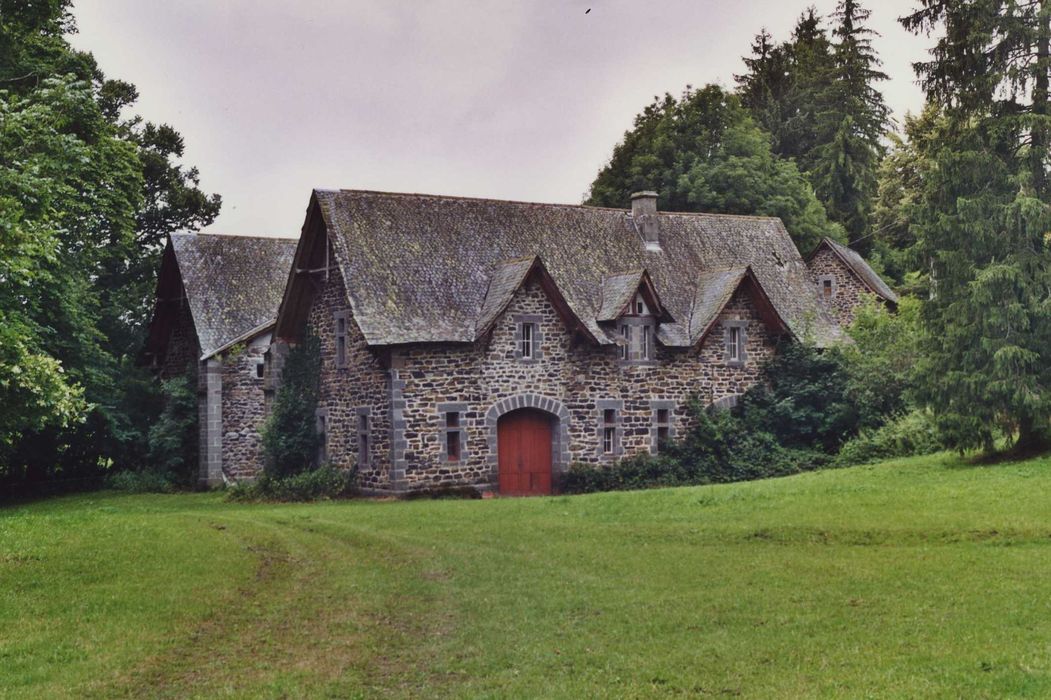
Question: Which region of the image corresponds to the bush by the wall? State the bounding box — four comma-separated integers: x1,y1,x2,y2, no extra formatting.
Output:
145,375,198,486
561,403,830,494
261,335,321,478
737,341,859,453
227,465,354,502
836,410,943,466
106,469,176,494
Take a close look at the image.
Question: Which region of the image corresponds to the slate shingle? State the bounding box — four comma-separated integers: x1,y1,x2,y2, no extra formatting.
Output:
316,189,845,347
171,233,298,358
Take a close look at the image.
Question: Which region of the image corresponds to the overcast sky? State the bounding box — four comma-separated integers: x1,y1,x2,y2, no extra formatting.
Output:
68,0,931,237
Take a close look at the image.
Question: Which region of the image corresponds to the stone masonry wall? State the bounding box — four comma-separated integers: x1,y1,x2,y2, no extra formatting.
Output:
390,278,780,492
808,247,873,327
219,332,271,481
307,269,393,490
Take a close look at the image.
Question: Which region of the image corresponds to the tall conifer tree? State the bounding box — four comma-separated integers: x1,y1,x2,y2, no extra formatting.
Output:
902,0,1051,450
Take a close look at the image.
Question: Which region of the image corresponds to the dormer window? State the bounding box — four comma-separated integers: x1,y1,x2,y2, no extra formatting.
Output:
633,294,649,315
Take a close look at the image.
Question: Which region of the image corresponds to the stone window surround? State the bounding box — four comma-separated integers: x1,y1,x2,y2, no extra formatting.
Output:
315,407,329,465
617,316,658,366
333,310,349,369
252,357,265,380
722,320,749,367
595,399,624,458
513,314,543,362
356,406,371,466
817,274,837,301
484,394,571,482
650,400,677,454
438,402,469,463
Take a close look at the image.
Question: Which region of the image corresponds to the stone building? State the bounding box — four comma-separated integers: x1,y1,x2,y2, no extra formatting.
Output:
142,233,297,486
264,189,892,496
807,237,899,326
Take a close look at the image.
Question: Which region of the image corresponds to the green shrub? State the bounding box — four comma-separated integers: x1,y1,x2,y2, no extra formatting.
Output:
106,469,176,494
146,375,198,486
227,465,354,502
737,341,859,453
836,410,943,466
261,335,321,478
561,402,830,494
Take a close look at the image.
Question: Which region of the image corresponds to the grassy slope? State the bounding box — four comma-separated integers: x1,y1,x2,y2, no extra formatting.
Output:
3,454,1051,698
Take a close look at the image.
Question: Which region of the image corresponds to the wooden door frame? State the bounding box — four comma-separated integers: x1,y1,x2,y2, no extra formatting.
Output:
484,393,570,489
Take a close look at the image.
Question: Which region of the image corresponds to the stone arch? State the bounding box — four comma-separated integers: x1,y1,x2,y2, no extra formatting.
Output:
485,393,571,479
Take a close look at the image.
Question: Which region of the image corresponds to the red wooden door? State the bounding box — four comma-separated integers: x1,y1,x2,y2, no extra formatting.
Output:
497,409,553,495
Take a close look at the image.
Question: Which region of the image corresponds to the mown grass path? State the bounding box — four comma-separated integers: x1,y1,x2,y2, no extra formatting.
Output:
4,454,1051,698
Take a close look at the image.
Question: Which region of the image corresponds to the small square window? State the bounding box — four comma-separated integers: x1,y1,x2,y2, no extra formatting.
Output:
603,408,616,425
657,408,669,424
446,412,460,428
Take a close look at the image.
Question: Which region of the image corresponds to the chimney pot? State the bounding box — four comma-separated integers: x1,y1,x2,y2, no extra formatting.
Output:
630,191,660,248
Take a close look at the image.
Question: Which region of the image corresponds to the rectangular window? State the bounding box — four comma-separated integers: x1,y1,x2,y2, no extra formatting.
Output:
334,313,348,368
254,359,265,379
620,325,630,360
728,326,741,362
652,403,674,454
443,428,460,460
822,278,833,300
641,325,651,360
598,404,620,456
357,410,370,466
520,322,534,359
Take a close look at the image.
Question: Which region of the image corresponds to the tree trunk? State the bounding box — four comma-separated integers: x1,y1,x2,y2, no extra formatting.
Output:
1015,414,1048,454
1032,0,1050,197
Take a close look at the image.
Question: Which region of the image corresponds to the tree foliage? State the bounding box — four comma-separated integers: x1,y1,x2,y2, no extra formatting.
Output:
261,337,322,479
901,0,1051,451
586,85,843,252
0,1,220,483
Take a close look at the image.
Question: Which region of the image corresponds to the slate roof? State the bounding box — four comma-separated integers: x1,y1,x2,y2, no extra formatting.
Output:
312,189,846,347
815,237,899,304
170,233,299,358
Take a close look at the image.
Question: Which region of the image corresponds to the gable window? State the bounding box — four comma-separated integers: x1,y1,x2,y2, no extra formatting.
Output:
728,327,741,362
633,294,649,315
723,321,748,366
818,276,836,301
596,400,623,457
438,403,468,463
357,408,370,466
334,312,348,368
513,315,542,361
520,322,535,359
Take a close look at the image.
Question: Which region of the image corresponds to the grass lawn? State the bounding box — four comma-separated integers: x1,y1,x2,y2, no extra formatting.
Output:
4,453,1051,698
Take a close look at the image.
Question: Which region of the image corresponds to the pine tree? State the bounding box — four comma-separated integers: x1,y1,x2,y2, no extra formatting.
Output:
809,0,890,246
902,0,1051,451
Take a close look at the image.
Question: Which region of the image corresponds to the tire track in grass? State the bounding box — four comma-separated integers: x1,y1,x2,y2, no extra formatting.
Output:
100,508,461,698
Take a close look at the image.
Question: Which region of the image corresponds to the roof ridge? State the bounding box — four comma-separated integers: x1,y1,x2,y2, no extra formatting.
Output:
174,232,298,242
321,188,784,222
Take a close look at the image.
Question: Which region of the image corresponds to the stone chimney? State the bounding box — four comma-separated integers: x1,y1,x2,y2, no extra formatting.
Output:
630,191,660,250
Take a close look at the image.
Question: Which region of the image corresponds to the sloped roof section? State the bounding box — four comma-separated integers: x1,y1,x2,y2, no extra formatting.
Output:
687,268,749,341
818,238,899,304
314,189,845,347
596,271,645,322
171,233,298,358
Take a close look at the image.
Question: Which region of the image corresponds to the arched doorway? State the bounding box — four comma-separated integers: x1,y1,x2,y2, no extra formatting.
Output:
497,408,554,495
